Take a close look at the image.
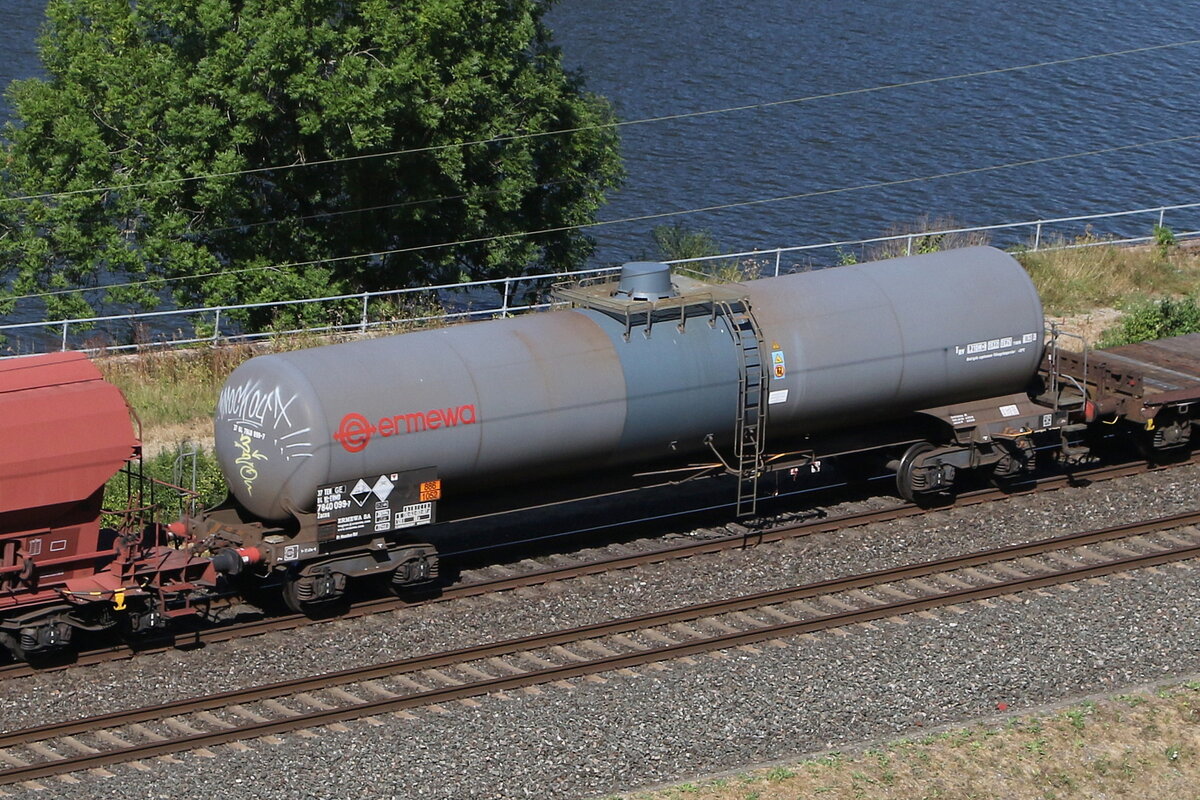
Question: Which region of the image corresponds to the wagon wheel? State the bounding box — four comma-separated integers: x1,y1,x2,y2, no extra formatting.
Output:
282,569,347,616
1133,409,1192,466
0,619,73,663
991,436,1036,490
895,441,935,503
0,631,25,663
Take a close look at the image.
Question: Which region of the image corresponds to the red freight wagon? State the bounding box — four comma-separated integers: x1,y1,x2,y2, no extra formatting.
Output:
0,353,213,660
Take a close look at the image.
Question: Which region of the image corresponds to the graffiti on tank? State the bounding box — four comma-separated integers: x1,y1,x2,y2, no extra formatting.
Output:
219,379,314,462
234,434,269,495
218,379,298,429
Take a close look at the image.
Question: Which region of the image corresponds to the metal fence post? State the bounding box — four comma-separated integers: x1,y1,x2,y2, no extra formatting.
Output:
361,292,370,332
501,279,512,318
905,235,913,256
774,249,782,277
1159,207,1166,228
61,322,68,351
1034,222,1043,251
212,309,221,342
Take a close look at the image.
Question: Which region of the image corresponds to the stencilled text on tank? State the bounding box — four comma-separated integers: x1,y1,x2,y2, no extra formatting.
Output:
217,378,314,476
954,332,1039,363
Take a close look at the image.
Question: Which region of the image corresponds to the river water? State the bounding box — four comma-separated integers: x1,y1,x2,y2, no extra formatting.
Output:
3,0,1200,269
545,0,1200,261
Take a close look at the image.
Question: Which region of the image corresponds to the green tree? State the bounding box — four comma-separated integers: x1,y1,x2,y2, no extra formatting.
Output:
0,0,622,327
652,222,719,261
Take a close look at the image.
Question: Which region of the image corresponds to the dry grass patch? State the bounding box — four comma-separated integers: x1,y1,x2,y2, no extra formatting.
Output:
139,418,217,459
1043,307,1123,350
1018,239,1200,315
619,683,1200,800
96,344,251,433
95,329,397,431
864,216,991,261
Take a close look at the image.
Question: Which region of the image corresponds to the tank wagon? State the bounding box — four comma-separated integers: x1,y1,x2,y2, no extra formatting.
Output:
6,246,1200,660
190,246,1065,611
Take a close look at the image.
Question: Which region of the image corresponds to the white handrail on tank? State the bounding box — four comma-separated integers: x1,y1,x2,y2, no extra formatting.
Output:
2,200,1198,355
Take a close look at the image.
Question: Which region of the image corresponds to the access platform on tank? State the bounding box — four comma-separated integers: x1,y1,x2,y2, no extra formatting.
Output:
554,273,751,335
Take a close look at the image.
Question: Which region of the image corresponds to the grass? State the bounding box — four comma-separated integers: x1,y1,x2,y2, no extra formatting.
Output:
865,215,990,261
830,219,1200,319
102,443,229,525
1096,295,1200,348
97,344,249,434
1017,235,1200,315
618,682,1200,800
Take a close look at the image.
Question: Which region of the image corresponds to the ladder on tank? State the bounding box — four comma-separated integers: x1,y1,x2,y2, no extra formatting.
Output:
715,299,768,517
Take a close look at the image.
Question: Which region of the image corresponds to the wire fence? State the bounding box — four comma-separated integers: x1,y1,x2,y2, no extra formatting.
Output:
3,200,1198,356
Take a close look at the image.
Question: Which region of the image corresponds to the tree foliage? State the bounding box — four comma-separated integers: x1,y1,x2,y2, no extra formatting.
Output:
0,0,622,326
652,222,719,262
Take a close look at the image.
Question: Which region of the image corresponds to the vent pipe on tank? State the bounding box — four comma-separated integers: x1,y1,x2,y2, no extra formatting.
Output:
613,261,677,301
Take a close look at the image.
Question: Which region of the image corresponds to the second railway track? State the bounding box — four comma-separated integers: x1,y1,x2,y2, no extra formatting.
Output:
3,507,1199,787
0,454,1186,681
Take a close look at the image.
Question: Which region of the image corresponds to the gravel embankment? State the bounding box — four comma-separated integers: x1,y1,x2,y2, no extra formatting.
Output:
2,465,1200,798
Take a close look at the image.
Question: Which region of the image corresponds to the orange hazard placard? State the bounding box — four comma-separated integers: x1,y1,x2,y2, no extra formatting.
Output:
774,364,786,378
420,479,442,501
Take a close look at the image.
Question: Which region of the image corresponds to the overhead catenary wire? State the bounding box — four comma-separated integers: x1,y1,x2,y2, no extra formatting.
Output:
0,37,1197,206
9,131,1199,303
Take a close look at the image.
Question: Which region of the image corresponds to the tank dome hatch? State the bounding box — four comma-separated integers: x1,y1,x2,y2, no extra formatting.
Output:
613,261,677,301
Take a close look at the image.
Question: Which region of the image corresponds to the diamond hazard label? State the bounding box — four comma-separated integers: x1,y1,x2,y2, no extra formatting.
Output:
372,474,395,502
350,479,373,507
317,467,439,542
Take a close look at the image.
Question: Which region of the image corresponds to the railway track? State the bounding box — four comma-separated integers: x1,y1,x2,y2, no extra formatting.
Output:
0,454,1188,681
2,507,1198,787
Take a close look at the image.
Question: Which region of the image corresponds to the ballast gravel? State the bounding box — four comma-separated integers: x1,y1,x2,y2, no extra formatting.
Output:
3,465,1200,798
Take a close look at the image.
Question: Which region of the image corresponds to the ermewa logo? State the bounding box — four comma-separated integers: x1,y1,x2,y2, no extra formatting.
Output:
334,405,478,453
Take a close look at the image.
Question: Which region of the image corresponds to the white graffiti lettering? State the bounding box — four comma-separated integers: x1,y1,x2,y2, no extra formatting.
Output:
218,379,298,430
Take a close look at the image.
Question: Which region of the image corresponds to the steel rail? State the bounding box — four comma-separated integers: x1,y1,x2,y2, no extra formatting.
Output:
1,510,1197,784
0,454,1186,680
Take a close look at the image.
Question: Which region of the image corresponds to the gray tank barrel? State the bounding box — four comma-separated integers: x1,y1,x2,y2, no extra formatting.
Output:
747,246,1044,431
214,246,1042,522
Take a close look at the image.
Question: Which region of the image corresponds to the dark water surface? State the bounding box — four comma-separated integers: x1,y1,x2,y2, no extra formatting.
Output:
3,0,1200,267
546,0,1200,260
0,0,47,121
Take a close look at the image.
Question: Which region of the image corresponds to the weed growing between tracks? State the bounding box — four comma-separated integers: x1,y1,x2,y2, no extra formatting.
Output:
617,681,1200,800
